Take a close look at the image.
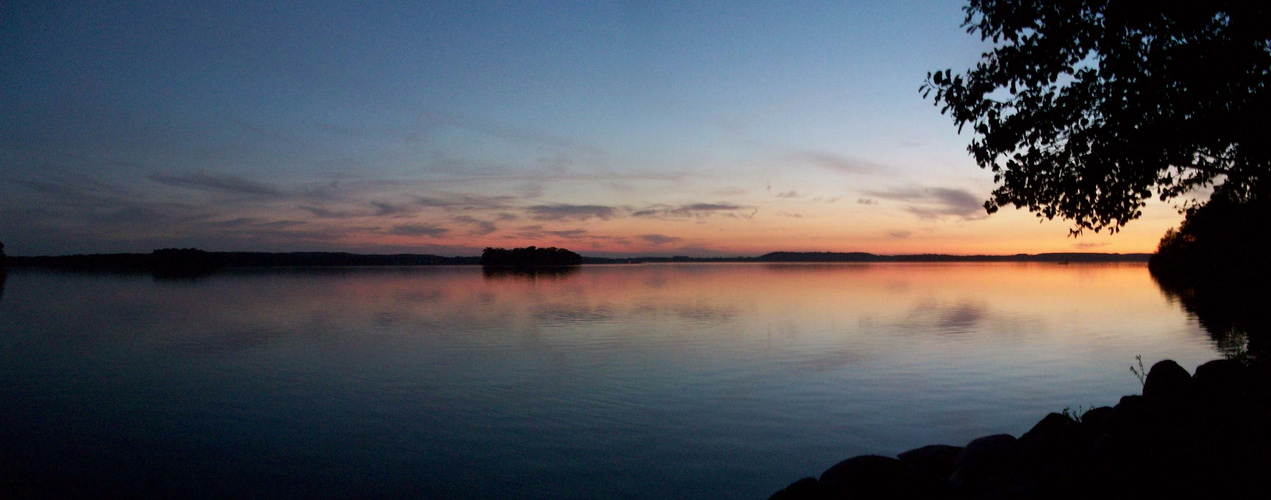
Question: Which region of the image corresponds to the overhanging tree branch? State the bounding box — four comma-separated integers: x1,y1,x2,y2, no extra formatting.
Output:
924,0,1271,234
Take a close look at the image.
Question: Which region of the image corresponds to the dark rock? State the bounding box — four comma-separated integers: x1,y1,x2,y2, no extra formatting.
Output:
1032,461,1098,496
1076,406,1114,445
955,434,1017,468
973,473,1035,499
771,357,1271,499
898,444,962,483
1105,395,1152,433
1191,359,1253,421
1079,406,1113,429
1142,359,1191,400
1192,359,1249,395
1091,429,1161,492
1020,413,1077,442
951,434,1018,488
769,477,833,500
819,455,922,498
1017,413,1080,467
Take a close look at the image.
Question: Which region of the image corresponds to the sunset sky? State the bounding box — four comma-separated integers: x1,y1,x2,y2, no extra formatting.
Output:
1,0,1190,257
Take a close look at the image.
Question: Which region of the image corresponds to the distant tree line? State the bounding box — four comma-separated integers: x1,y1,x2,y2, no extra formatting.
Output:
756,252,1149,263
5,247,1151,271
6,249,480,271
480,246,582,267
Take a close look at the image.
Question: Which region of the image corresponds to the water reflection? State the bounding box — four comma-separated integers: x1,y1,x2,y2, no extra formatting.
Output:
1153,275,1271,355
0,263,1224,499
482,266,580,280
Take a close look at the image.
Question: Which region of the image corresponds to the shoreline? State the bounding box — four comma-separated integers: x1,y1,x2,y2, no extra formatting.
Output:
771,358,1271,499
3,250,1149,272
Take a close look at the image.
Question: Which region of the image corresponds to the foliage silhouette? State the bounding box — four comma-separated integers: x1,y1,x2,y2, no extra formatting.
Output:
923,0,1271,234
1130,355,1147,387
480,246,582,268
1149,196,1271,283
1149,196,1271,355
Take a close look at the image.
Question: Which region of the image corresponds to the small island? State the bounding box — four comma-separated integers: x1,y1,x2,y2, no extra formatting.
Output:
480,246,582,268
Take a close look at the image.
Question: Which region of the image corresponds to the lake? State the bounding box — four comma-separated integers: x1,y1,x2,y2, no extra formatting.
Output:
0,263,1222,498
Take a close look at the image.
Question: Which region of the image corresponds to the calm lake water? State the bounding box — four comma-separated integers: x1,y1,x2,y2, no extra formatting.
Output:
0,263,1222,498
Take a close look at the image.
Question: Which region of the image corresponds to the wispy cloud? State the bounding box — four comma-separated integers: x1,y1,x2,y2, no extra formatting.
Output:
776,190,802,198
301,206,362,219
631,202,754,219
387,223,449,237
857,198,878,205
545,229,588,238
370,201,417,217
419,110,605,158
864,186,988,221
452,215,497,236
790,151,877,174
255,220,308,229
303,199,439,219
206,217,261,228
713,187,749,196
526,204,617,221
412,193,517,210
640,234,682,245
148,173,285,197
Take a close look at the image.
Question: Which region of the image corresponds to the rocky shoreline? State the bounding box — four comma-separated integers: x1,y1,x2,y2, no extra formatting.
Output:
771,358,1271,499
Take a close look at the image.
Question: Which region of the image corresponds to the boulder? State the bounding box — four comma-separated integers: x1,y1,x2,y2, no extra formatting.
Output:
1076,405,1114,443
950,434,1018,488
1192,359,1249,395
897,444,961,483
769,477,833,500
1016,413,1080,466
1079,406,1113,429
973,472,1035,499
1142,359,1192,401
1105,395,1152,433
1021,413,1077,442
1191,359,1252,419
819,455,922,498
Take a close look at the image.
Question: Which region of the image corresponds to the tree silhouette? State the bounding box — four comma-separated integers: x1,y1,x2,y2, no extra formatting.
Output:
1149,194,1271,282
480,246,582,268
923,0,1270,234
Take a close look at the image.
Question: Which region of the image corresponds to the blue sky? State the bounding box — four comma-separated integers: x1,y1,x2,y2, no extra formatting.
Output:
0,1,1183,256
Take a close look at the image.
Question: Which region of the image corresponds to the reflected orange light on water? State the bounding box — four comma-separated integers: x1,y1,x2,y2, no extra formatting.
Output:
173,263,1194,352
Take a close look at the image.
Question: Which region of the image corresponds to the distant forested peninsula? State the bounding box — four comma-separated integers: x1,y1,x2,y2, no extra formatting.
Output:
3,248,1148,271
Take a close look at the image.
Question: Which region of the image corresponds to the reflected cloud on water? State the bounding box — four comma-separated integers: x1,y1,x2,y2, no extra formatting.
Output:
867,299,1041,340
